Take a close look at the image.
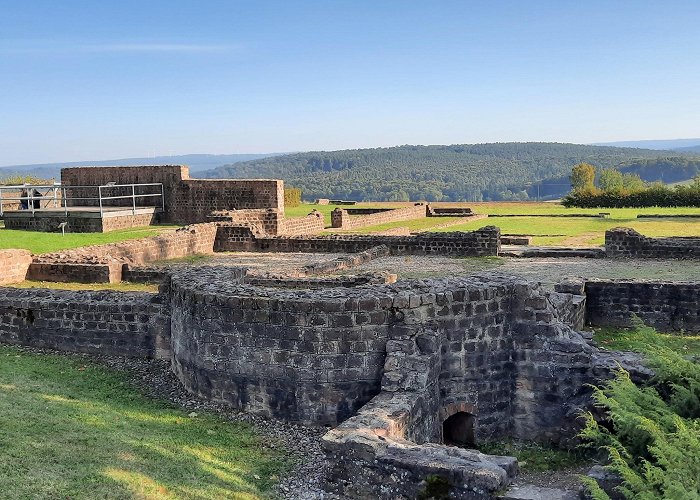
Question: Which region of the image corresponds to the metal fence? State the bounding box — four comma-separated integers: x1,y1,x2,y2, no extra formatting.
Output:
0,183,164,218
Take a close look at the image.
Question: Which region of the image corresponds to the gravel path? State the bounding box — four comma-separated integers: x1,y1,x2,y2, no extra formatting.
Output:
353,255,700,286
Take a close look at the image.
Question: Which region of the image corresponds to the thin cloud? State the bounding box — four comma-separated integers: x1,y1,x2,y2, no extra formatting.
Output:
82,43,241,53
0,41,242,55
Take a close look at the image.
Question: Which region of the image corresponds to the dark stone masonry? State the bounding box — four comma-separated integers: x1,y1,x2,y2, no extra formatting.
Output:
606,227,700,258
0,263,641,498
585,279,700,332
215,225,502,256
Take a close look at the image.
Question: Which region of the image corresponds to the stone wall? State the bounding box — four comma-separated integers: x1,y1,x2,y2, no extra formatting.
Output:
168,266,389,425
606,227,700,258
209,209,325,236
28,223,218,283
61,165,284,224
331,204,426,230
0,250,32,285
0,263,639,498
278,211,325,235
322,275,599,498
585,279,700,332
215,226,501,256
3,210,157,233
0,287,170,358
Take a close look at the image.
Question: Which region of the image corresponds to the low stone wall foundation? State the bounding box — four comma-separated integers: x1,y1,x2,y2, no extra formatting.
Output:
0,249,32,284
606,227,700,258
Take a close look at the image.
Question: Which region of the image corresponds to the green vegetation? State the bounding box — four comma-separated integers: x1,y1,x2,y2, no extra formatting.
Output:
479,441,587,472
0,224,179,254
564,161,700,208
594,326,700,357
0,345,290,498
582,320,700,499
0,174,54,185
283,187,302,207
299,202,700,246
9,280,159,293
201,142,700,202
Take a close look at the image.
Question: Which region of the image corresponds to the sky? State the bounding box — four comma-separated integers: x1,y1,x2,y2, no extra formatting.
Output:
1,0,699,165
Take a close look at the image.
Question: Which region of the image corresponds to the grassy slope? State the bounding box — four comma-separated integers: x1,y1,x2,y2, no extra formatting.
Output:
594,326,700,356
286,203,700,246
0,345,289,499
0,224,180,254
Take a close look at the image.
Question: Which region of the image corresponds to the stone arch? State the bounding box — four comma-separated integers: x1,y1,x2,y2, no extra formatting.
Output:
441,403,477,447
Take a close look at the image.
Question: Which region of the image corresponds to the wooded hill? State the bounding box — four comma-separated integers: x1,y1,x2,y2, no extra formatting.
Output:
200,142,700,201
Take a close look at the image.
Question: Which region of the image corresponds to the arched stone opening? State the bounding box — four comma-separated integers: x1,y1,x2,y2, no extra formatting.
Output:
442,411,476,447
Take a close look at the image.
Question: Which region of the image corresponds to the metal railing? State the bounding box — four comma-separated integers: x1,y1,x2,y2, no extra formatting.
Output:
0,182,164,218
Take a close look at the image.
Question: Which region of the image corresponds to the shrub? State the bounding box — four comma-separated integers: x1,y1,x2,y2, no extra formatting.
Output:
580,320,700,499
0,174,54,186
284,187,302,207
563,176,700,208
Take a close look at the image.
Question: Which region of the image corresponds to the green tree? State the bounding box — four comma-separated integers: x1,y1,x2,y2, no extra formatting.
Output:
598,168,624,192
621,173,645,192
570,162,597,192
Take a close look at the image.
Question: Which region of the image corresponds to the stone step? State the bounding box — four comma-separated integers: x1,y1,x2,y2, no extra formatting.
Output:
499,246,606,258
499,484,580,500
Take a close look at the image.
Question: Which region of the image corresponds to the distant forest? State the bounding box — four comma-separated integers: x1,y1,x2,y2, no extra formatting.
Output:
201,143,700,202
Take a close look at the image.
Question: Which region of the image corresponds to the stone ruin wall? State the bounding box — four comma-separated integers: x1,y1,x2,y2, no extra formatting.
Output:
0,249,33,285
208,208,325,236
215,226,501,256
585,279,700,332
60,165,284,225
322,277,599,497
3,211,157,233
0,267,607,498
28,223,219,283
0,287,170,359
331,203,427,230
606,227,700,258
0,254,687,498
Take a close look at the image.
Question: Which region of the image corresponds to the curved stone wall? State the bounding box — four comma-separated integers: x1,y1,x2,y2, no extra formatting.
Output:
168,266,392,425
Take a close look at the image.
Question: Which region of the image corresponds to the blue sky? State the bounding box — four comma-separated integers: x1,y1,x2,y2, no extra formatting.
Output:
1,0,699,165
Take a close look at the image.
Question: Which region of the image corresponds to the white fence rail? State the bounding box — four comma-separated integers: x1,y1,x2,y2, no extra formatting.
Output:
0,183,164,218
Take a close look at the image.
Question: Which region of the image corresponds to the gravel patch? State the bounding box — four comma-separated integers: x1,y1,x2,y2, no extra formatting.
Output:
161,252,350,275
348,255,700,286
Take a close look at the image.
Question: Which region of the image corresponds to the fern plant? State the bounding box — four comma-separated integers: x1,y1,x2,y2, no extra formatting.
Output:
581,320,700,499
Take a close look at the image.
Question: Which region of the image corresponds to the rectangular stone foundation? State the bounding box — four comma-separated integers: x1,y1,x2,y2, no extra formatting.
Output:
2,207,159,233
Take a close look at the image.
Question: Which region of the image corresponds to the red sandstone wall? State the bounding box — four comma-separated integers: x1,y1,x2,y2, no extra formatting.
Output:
28,223,219,283
61,165,284,224
0,249,32,284
279,211,325,235
331,204,426,230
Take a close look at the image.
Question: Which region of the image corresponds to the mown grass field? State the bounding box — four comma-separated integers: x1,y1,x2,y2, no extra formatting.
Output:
0,345,290,499
9,280,159,292
289,202,700,246
0,224,180,254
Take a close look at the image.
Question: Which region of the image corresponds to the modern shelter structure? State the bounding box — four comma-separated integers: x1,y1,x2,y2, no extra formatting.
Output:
0,165,286,233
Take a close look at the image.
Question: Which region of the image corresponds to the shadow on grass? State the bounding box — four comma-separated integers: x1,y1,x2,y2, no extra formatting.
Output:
0,346,290,499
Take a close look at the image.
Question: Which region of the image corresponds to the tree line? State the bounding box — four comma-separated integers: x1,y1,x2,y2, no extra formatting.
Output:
563,162,700,207
201,143,700,202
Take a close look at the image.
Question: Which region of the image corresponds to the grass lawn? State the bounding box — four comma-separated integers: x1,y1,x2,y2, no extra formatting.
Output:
594,326,700,356
298,202,700,246
0,224,180,254
0,345,290,499
9,280,159,293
